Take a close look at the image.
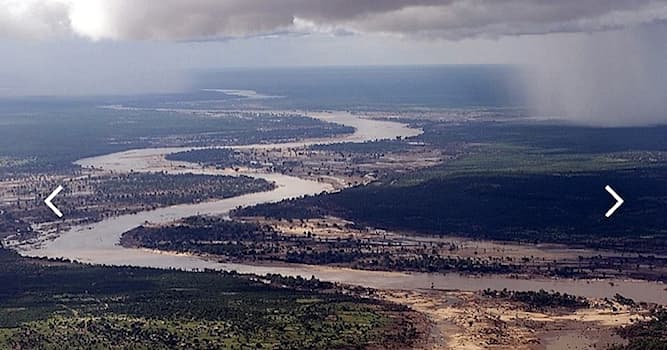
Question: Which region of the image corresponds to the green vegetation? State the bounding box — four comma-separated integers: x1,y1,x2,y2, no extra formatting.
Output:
236,168,667,254
310,139,410,154
166,148,262,169
2,172,274,235
121,216,517,274
416,121,667,154
482,289,589,310
237,121,667,256
0,248,421,349
400,143,662,186
0,104,351,174
612,307,667,350
120,217,280,256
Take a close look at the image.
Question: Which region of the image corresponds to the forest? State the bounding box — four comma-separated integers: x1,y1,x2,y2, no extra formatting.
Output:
0,247,422,349
236,168,667,254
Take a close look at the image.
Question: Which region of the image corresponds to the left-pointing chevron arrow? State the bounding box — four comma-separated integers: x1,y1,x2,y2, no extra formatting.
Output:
45,185,64,218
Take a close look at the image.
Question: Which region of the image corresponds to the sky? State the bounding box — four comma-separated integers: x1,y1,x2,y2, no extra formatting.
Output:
0,0,666,125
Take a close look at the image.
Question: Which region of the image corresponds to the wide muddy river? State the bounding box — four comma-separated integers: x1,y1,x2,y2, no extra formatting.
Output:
16,111,667,305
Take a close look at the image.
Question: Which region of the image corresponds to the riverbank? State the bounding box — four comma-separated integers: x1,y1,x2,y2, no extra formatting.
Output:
13,111,666,302
10,110,666,349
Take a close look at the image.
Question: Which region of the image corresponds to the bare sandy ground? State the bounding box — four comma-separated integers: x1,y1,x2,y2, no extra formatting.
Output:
381,289,644,350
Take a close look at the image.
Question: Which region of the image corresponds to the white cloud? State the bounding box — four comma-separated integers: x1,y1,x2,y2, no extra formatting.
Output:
0,0,71,39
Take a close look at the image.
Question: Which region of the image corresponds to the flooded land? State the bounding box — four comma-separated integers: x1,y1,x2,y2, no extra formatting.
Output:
3,6,667,348
3,105,665,349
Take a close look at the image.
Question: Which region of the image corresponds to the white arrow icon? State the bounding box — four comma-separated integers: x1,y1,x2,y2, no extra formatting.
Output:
45,185,64,218
604,185,624,218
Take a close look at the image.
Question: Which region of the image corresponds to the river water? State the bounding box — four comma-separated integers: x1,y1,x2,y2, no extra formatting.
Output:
16,111,667,305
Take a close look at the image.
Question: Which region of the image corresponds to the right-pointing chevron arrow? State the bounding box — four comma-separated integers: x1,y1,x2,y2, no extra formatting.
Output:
604,185,624,218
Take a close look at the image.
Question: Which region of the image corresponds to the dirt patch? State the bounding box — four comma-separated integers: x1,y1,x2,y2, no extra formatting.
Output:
379,289,647,350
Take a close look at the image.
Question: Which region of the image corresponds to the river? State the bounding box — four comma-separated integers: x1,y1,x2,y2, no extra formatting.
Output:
15,110,667,305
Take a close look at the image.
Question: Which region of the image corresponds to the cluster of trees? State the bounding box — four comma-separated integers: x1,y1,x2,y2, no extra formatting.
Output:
166,148,261,169
122,216,518,275
310,139,409,155
167,141,387,183
482,289,590,310
93,172,272,204
285,250,517,274
121,217,279,251
613,307,667,350
6,172,274,226
0,210,32,240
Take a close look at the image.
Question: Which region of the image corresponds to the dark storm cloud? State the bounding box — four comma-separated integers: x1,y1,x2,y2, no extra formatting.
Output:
354,0,667,39
2,0,666,126
1,0,666,40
